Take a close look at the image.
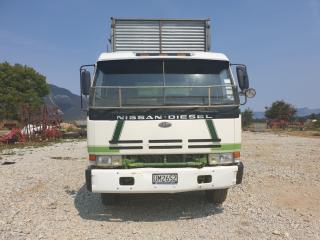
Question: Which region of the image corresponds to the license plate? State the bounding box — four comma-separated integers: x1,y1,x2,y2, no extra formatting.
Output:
152,173,178,184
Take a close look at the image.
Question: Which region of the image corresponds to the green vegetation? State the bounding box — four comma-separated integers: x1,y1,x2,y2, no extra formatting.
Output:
265,100,297,120
242,108,253,129
0,62,49,120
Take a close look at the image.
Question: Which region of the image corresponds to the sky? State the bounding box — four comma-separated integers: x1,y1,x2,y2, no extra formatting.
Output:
1,0,320,111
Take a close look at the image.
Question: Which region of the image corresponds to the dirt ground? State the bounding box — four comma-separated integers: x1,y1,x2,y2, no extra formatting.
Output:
0,132,319,240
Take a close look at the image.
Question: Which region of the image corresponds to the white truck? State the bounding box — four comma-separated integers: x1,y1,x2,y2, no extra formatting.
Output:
80,18,255,205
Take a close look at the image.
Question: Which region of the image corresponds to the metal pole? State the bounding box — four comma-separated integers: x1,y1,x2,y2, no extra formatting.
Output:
118,87,122,107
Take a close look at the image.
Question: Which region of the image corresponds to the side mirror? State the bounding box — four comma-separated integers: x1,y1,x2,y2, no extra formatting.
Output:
244,88,256,98
236,65,249,91
80,70,91,96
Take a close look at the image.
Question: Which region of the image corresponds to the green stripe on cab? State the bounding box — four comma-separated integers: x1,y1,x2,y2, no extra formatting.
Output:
205,120,221,141
111,120,125,142
87,143,241,154
211,143,241,152
88,146,119,154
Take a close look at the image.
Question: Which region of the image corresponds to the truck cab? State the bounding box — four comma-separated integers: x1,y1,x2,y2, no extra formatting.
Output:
80,18,255,205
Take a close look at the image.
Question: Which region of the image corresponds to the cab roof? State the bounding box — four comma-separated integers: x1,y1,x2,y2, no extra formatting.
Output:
97,51,229,62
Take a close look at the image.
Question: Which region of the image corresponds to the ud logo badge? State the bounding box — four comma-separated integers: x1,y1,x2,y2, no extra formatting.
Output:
158,122,172,128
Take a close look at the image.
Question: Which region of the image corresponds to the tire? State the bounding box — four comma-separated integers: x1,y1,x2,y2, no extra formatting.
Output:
205,189,228,204
101,193,118,206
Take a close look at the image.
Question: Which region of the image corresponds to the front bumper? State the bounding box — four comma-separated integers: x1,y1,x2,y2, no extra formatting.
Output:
86,163,244,194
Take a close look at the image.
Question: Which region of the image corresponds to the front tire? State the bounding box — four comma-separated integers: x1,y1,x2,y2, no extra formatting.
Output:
205,189,228,204
101,193,118,206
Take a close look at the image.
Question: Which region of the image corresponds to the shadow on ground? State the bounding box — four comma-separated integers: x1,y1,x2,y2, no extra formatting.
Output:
74,184,223,222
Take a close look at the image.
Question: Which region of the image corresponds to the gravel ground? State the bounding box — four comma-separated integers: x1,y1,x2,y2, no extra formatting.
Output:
0,132,319,240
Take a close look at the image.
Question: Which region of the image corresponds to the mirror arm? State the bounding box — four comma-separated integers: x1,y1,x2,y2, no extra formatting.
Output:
240,95,248,105
230,63,247,68
80,64,95,72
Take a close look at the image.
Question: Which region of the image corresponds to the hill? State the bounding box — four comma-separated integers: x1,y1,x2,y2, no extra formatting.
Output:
44,84,86,121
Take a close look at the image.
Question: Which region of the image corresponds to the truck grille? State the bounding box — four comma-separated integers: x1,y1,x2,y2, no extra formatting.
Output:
123,154,207,168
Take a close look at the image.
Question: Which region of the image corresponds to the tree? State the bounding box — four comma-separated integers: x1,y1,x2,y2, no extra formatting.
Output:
242,108,253,129
265,100,296,120
0,62,49,120
308,113,318,119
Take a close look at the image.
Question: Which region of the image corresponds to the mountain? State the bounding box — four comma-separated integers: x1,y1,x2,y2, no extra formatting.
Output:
253,111,265,119
253,108,320,119
296,107,320,117
44,84,86,121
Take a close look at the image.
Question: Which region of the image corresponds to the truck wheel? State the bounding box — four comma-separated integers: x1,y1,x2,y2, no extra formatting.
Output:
101,193,117,206
205,189,228,204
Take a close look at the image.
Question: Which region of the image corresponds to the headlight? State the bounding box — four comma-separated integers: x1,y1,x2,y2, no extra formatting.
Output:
96,155,122,167
208,152,235,165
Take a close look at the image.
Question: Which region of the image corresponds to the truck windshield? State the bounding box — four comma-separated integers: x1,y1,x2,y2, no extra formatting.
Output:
91,59,238,108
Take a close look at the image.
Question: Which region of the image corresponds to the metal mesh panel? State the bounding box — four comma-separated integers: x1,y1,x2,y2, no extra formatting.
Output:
124,154,207,164
111,19,210,53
